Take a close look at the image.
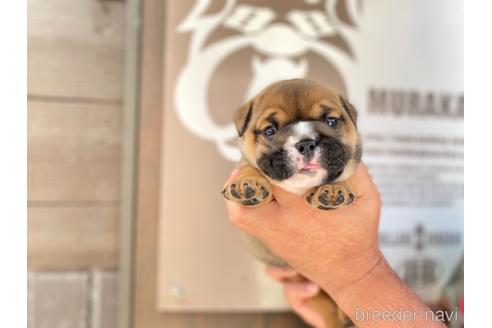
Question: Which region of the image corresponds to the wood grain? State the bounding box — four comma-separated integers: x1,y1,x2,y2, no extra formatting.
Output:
27,0,124,271
28,101,121,203
28,0,125,100
28,207,119,270
131,0,307,326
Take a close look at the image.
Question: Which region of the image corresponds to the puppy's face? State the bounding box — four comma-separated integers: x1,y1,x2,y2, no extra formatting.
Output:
235,79,361,191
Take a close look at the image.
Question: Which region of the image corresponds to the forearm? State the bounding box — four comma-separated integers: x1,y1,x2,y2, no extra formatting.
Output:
323,254,446,327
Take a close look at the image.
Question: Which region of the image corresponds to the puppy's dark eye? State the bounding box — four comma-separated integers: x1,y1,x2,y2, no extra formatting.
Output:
263,126,277,136
325,117,338,127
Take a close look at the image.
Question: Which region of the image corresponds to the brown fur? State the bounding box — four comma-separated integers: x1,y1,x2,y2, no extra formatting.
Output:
223,79,361,327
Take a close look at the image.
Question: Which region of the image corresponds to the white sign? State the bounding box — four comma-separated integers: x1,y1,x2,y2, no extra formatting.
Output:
173,0,463,304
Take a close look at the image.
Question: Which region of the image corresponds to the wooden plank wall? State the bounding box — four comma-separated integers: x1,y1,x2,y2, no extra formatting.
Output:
27,0,125,270
27,0,307,326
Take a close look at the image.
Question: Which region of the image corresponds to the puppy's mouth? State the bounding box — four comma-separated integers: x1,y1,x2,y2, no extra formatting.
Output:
300,162,322,171
291,150,323,173
257,121,349,186
298,156,325,175
257,140,346,187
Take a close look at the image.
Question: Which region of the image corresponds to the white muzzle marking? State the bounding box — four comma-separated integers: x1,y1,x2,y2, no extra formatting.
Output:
277,121,327,194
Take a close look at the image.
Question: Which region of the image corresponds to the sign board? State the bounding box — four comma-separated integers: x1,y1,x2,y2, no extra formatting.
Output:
157,0,463,310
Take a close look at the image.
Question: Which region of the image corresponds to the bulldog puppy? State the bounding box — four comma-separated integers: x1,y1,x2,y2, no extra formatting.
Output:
223,78,361,211
222,79,362,328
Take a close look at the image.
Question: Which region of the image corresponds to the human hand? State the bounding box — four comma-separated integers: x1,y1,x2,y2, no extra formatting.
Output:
224,162,383,294
266,265,328,328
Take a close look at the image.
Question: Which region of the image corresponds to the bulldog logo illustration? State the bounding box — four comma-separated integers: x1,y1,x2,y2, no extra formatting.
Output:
174,0,362,161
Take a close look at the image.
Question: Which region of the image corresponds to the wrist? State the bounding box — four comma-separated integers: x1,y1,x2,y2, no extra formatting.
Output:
317,247,385,295
327,254,447,327
331,251,388,298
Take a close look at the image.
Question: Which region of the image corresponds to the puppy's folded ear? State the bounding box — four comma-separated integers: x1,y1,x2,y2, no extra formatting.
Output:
339,95,358,127
234,100,253,137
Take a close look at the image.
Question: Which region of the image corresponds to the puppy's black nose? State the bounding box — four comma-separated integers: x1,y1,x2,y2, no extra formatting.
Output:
295,139,316,157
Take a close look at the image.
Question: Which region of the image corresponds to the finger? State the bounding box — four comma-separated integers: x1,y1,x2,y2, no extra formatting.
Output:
284,281,320,299
290,301,326,328
346,161,380,204
284,285,326,328
224,197,280,235
222,168,240,190
265,265,300,281
270,184,307,208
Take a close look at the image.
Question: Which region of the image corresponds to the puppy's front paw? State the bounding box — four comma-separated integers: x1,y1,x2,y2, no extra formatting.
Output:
222,176,273,206
305,183,355,210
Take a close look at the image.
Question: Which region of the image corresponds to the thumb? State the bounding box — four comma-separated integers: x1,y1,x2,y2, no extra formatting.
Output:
223,168,282,235
270,184,307,208
224,197,280,236
222,168,240,190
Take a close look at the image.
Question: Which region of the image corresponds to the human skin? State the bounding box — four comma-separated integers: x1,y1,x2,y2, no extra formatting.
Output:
265,265,328,327
224,162,446,327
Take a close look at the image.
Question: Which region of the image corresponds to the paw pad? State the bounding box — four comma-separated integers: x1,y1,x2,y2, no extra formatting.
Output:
318,191,330,206
334,191,345,205
230,184,241,199
243,183,255,198
305,184,355,210
222,177,272,206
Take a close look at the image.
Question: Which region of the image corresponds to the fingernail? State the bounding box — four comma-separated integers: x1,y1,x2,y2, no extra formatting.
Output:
305,283,320,294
